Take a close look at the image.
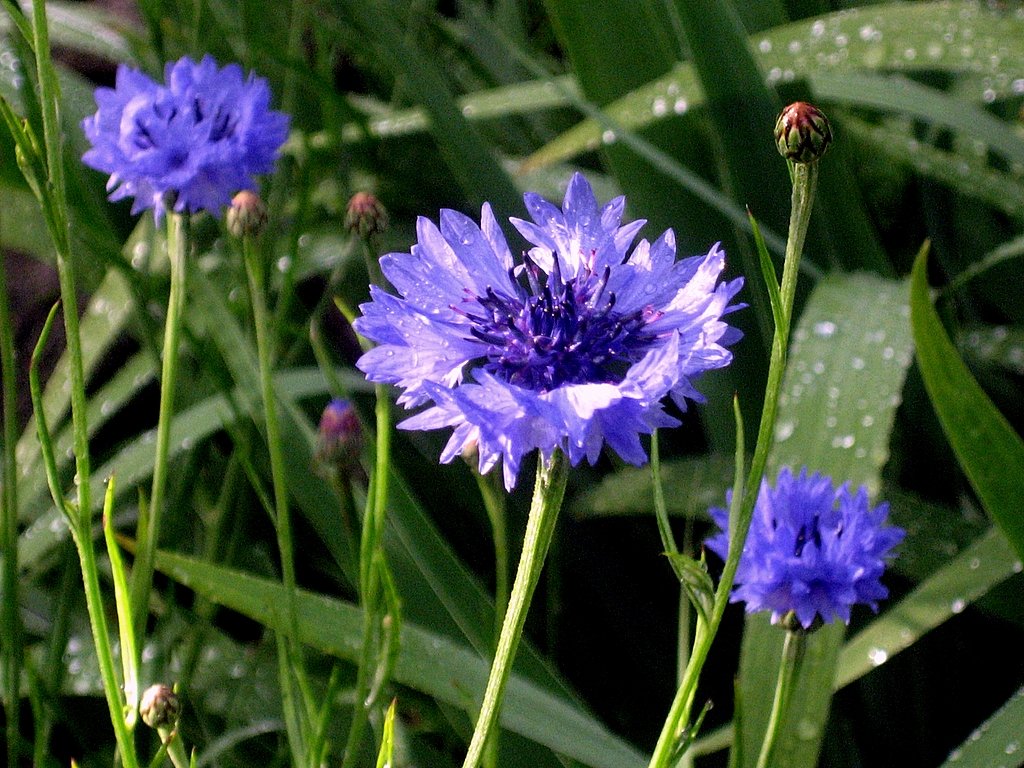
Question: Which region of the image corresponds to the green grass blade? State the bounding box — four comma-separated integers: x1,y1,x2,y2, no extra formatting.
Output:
736,272,914,768
101,476,139,723
938,685,1024,767
153,551,647,768
836,526,1019,690
910,245,1024,559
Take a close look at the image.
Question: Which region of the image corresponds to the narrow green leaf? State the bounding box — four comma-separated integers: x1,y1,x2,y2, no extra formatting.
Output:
375,699,396,768
737,273,915,768
101,476,139,722
939,685,1024,767
910,245,1024,560
153,551,647,768
836,526,1019,690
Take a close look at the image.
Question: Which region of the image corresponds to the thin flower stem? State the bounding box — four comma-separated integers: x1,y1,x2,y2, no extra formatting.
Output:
755,630,806,768
0,245,23,768
243,236,310,765
646,161,820,768
473,468,508,768
133,211,188,656
462,451,569,768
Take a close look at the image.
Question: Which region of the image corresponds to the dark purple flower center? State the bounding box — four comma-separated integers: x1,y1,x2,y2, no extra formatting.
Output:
793,515,824,557
460,252,655,391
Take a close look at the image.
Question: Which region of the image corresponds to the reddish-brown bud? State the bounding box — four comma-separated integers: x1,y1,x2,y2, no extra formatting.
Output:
775,102,833,163
345,192,388,239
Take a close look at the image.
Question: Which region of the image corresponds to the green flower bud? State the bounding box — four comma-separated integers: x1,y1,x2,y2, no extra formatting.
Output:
774,102,832,164
140,683,180,730
227,190,269,238
345,192,389,239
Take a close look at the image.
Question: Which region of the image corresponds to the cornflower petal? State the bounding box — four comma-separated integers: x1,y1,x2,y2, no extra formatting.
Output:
356,173,744,489
82,55,289,221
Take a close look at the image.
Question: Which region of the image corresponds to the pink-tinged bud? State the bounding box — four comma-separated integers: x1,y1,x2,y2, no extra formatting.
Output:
140,683,180,730
227,190,269,237
345,192,388,239
775,102,833,163
315,399,362,475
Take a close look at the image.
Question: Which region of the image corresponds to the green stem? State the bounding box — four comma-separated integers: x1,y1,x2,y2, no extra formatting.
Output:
0,247,23,768
646,161,819,768
133,212,187,662
754,630,805,768
461,451,569,768
472,467,508,768
243,236,310,765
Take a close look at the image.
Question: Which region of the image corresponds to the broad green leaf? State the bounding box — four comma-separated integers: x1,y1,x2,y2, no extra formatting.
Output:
153,551,647,768
939,685,1024,767
737,273,914,768
524,2,1024,170
910,246,1024,560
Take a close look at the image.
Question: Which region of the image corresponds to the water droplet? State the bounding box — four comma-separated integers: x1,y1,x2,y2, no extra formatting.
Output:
142,644,157,663
67,635,83,654
813,320,837,337
951,597,966,614
49,516,63,533
861,414,875,428
673,98,688,115
100,400,115,417
1005,740,1019,755
652,97,667,117
775,420,795,441
758,39,772,53
948,747,962,762
180,436,194,450
969,557,980,570
276,256,292,272
1013,561,1022,574
831,434,855,449
868,647,888,666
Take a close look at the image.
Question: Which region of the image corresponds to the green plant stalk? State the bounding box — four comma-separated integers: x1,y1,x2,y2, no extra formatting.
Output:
462,450,569,768
243,235,311,765
755,630,806,768
647,161,819,768
132,211,187,676
472,467,508,768
30,307,140,768
342,379,393,768
0,235,23,768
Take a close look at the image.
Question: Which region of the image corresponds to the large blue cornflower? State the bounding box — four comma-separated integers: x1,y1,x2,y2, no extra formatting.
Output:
82,55,289,220
355,173,744,489
706,467,905,629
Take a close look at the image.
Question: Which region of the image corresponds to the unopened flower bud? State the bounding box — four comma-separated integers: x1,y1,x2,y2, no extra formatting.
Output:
774,102,832,163
315,399,362,475
345,192,388,239
227,190,268,237
140,683,180,730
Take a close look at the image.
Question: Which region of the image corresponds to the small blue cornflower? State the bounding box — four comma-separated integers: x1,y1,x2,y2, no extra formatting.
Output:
706,467,905,629
354,173,744,489
82,55,289,221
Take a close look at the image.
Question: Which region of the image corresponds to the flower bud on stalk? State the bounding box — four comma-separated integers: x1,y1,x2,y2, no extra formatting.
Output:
345,191,389,239
315,398,363,476
140,683,180,731
227,190,269,238
774,102,833,164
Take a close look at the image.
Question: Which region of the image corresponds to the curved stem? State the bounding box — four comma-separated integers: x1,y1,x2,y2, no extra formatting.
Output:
133,211,187,657
755,630,805,768
462,451,569,768
647,161,819,768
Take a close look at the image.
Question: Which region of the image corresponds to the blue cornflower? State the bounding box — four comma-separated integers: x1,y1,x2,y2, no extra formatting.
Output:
354,173,744,489
82,55,289,221
706,467,905,629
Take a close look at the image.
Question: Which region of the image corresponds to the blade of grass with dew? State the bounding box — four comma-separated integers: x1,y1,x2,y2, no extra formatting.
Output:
152,551,647,768
835,525,1019,690
938,684,1024,767
735,272,914,768
910,245,1024,559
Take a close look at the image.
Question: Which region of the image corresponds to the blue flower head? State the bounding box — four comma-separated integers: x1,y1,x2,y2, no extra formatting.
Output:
706,467,905,629
82,55,290,221
354,173,745,489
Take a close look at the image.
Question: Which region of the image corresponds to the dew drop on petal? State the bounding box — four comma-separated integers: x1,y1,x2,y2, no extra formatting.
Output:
951,597,966,614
